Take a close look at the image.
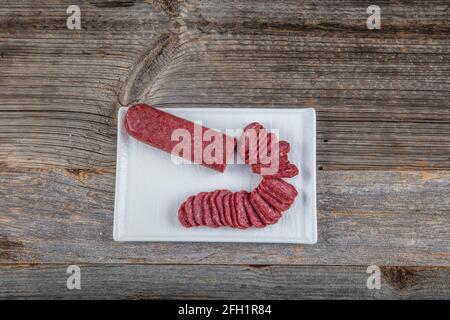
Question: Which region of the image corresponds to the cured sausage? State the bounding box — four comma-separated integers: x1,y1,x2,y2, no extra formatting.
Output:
125,104,236,173
193,192,206,225
243,193,265,228
222,193,234,227
238,121,299,178
203,193,218,228
209,190,223,226
177,122,300,229
216,190,231,226
261,178,298,201
250,191,281,222
184,196,198,226
178,203,191,228
256,186,292,211
235,191,251,228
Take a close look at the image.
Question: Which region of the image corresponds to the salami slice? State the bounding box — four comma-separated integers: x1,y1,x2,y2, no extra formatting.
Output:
250,191,281,221
240,122,263,164
203,193,218,228
278,140,290,157
178,202,191,228
243,192,265,228
209,190,223,226
184,196,198,226
235,191,251,228
193,192,206,225
256,186,292,211
261,178,298,201
222,193,234,227
229,193,244,229
215,190,230,226
248,192,275,225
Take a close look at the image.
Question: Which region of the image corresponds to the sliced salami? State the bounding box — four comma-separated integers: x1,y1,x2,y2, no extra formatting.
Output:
184,196,198,226
249,192,276,225
229,193,244,229
256,186,292,211
178,202,191,228
203,193,218,228
222,193,234,227
278,140,290,157
251,191,281,221
260,178,298,202
216,190,230,226
209,190,223,226
235,191,251,228
243,192,265,228
193,192,206,225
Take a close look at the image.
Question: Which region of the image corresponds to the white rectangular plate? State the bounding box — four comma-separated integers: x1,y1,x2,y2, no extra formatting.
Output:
114,107,317,244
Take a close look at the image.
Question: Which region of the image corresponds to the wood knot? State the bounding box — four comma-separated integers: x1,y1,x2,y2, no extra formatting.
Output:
382,266,415,290
0,236,23,260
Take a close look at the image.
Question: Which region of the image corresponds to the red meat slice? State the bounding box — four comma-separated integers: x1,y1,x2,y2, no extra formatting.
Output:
209,190,223,226
235,191,251,228
178,202,191,228
249,192,277,225
239,122,263,164
222,193,234,227
261,178,298,201
216,190,231,226
203,193,218,228
229,193,241,228
193,192,206,225
125,104,236,173
250,191,281,221
256,186,292,211
184,196,198,226
278,141,290,157
243,193,265,228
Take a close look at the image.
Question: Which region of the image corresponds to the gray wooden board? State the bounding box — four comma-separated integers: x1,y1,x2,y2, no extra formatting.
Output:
0,264,448,299
0,1,448,169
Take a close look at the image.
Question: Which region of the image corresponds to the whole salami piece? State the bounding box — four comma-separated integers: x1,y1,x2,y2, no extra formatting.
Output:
125,104,236,173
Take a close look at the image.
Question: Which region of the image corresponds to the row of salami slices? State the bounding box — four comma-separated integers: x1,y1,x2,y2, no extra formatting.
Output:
239,122,299,178
178,178,298,228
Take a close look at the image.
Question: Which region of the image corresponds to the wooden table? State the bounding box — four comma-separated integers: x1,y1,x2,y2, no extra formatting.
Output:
0,0,448,299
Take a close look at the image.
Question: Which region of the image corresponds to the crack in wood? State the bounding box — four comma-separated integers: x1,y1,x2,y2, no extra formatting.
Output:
118,31,180,106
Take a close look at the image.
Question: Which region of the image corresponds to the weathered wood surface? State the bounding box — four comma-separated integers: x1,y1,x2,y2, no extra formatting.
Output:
0,168,448,266
0,0,449,298
0,0,170,168
0,264,448,299
0,1,449,169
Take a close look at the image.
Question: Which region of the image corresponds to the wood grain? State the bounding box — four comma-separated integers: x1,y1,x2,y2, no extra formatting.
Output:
0,0,169,169
0,1,449,170
0,168,448,265
0,264,448,299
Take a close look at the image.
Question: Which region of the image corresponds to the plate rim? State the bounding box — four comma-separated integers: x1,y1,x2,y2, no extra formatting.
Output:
113,106,317,244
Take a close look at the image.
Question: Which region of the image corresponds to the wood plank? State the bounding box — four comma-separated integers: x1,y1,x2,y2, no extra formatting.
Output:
0,0,170,168
141,28,450,170
0,1,449,170
0,264,448,299
182,0,450,33
0,168,448,265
